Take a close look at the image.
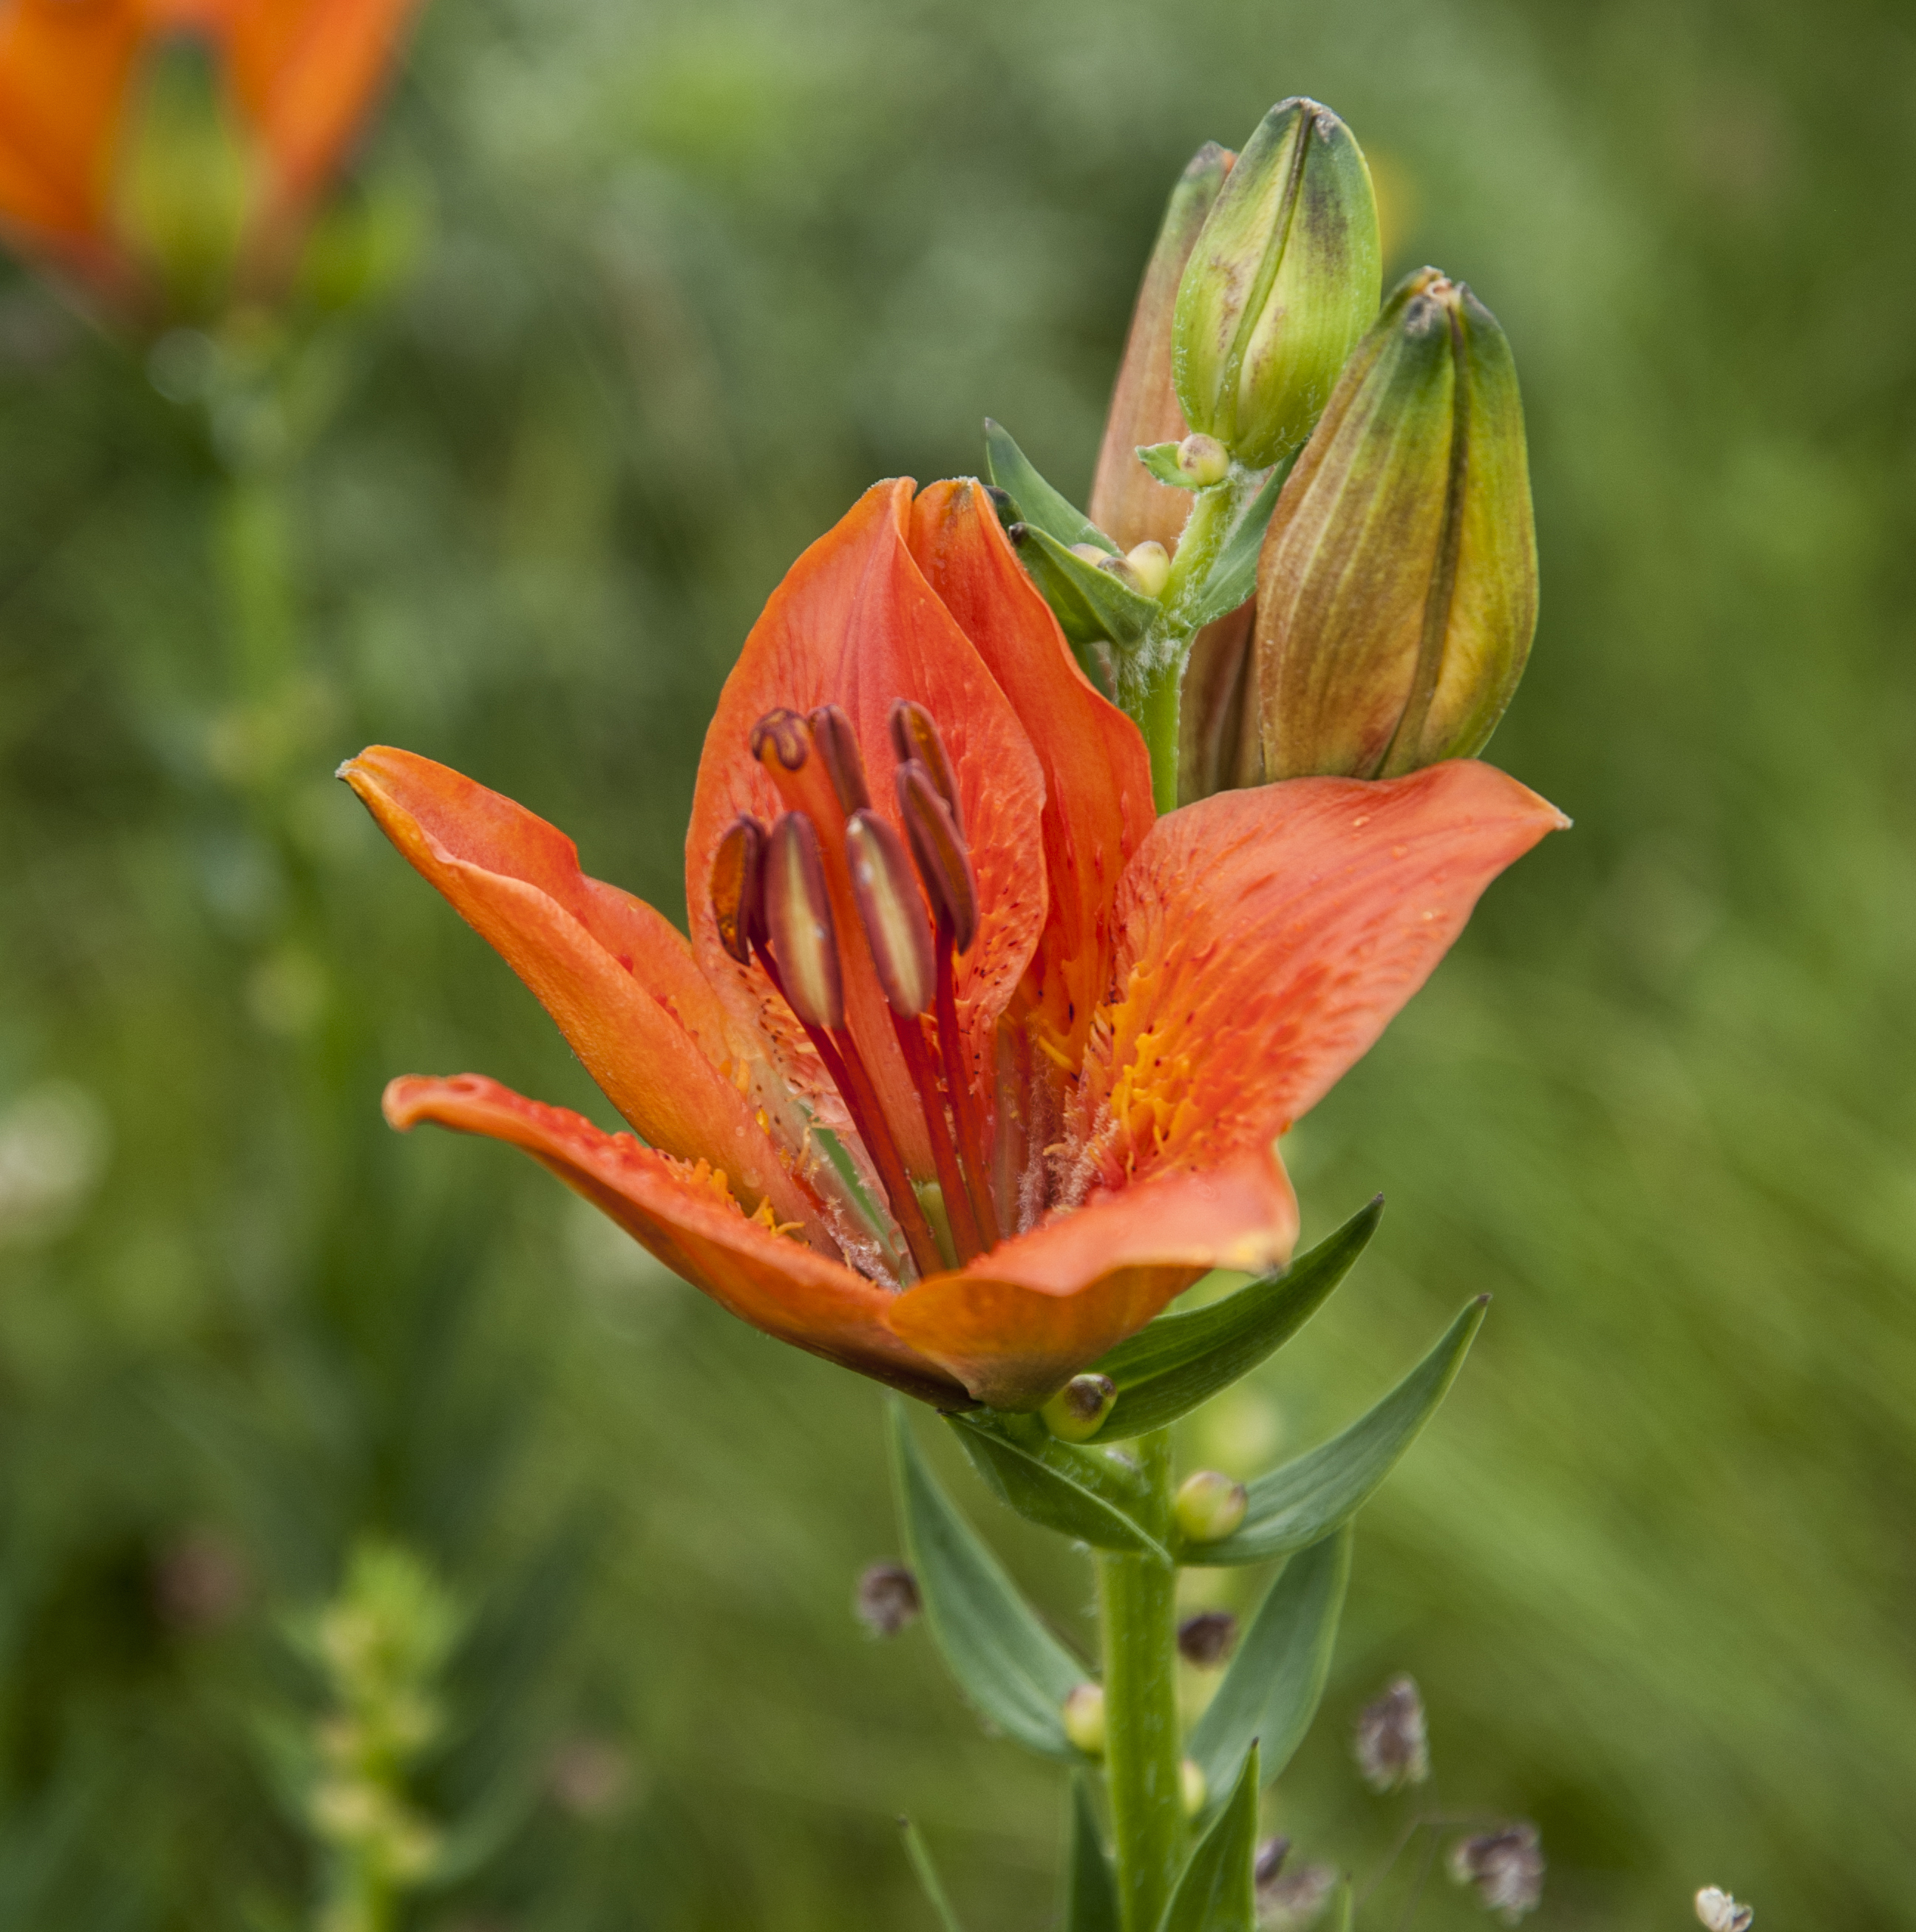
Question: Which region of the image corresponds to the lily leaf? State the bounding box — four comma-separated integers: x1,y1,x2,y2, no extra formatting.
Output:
1183,460,1288,630
1061,1775,1121,1932
898,1817,968,1932
984,418,1116,552
1136,441,1203,490
947,1412,1171,1562
1092,1200,1382,1440
1188,1526,1352,1803
1012,522,1159,652
1180,1298,1489,1566
1155,1741,1259,1932
889,1401,1089,1760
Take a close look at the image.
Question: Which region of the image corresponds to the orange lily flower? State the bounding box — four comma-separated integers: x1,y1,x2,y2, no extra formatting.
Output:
343,479,1564,1411
0,0,420,299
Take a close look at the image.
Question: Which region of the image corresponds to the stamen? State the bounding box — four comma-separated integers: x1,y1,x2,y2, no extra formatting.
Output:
846,810,983,1263
808,704,872,814
896,761,979,951
762,813,843,1030
710,814,767,965
750,707,811,772
889,700,964,833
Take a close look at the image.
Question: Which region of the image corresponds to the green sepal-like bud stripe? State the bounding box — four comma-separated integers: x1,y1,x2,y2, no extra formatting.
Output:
1173,99,1381,470
1254,268,1538,780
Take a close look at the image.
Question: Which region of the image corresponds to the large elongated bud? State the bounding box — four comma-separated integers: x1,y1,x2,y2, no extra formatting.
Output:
1173,98,1381,470
1252,268,1538,780
1087,141,1232,555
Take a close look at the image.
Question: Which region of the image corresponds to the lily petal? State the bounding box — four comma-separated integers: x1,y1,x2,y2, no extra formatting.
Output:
886,1152,1297,1410
687,478,1046,1177
386,1075,968,1407
342,746,827,1242
1071,760,1567,1192
907,479,1154,1067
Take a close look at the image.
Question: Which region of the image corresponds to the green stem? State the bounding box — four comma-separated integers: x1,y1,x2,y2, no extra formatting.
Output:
1096,1429,1184,1932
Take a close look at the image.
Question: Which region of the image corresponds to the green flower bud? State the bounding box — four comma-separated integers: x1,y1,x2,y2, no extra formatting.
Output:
1252,268,1538,780
1174,1469,1248,1542
1173,98,1382,469
1062,1682,1107,1755
1042,1372,1117,1442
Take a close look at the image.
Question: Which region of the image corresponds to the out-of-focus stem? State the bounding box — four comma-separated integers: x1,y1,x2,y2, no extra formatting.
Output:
1095,1429,1184,1932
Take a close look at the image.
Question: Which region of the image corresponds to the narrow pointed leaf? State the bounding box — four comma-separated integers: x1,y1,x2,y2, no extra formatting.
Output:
1062,1775,1121,1932
899,1817,969,1932
1155,1741,1259,1932
1184,460,1290,629
1092,1200,1382,1439
1189,1526,1352,1801
890,1402,1089,1759
1016,522,1159,650
947,1413,1171,1561
1180,1298,1488,1566
985,419,1117,552
1137,441,1203,490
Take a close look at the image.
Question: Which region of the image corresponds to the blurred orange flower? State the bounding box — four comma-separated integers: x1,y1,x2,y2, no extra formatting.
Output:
344,480,1563,1410
0,0,421,302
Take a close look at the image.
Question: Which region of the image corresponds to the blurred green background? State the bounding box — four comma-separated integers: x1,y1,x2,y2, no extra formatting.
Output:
1,0,1912,1924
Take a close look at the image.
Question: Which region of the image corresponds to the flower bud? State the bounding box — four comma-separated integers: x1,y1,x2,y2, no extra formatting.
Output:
1694,1889,1753,1932
1042,1372,1117,1442
1174,99,1381,470
1089,142,1234,556
1179,1758,1207,1816
1123,541,1172,599
1176,1610,1238,1667
1353,1674,1429,1791
1061,1682,1106,1755
854,1561,922,1638
1174,1469,1248,1542
1253,268,1537,780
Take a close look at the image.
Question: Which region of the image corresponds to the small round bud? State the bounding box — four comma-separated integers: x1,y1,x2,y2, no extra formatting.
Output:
1176,433,1231,486
1061,1682,1106,1755
1174,1469,1249,1542
1070,542,1110,566
1179,1758,1207,1816
1042,1373,1117,1443
1124,540,1172,598
1695,1888,1753,1932
1176,1609,1239,1667
1353,1673,1429,1791
854,1562,921,1639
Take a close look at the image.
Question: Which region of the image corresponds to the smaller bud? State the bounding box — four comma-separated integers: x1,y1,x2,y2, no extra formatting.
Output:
888,700,963,831
1254,267,1537,781
1694,1888,1753,1932
1176,1610,1238,1667
845,811,935,1017
1061,1683,1106,1755
896,762,979,953
1175,98,1382,469
1353,1674,1429,1792
1042,1373,1117,1443
1124,541,1172,599
807,704,871,814
762,813,844,1030
1175,432,1230,486
1070,542,1111,567
1174,1470,1249,1542
1447,1823,1543,1923
854,1561,921,1639
750,707,811,772
1179,1758,1206,1817
710,815,767,965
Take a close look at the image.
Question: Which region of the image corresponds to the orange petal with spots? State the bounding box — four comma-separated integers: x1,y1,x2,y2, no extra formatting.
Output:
907,479,1155,1069
686,478,1047,1179
1070,759,1568,1194
341,746,827,1244
385,1075,968,1407
886,1150,1298,1410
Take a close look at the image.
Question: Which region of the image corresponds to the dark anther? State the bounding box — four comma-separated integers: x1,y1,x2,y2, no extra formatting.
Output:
749,707,811,771
808,703,872,814
710,814,767,965
762,812,844,1030
845,812,934,1018
888,699,962,829
896,761,979,952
